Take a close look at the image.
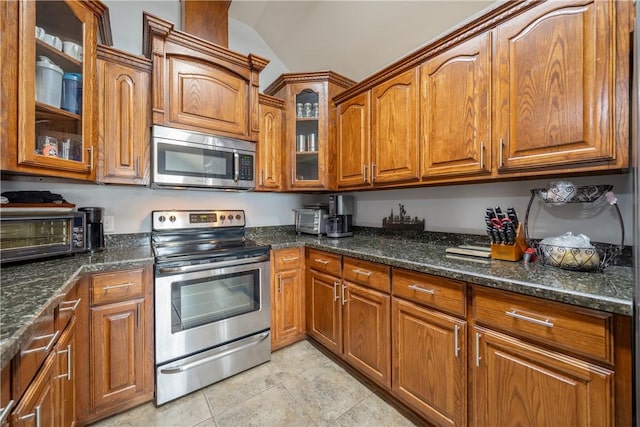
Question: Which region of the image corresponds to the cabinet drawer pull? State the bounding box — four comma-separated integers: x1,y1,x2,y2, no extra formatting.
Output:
59,298,81,312
261,170,265,186
278,274,282,293
408,284,435,294
101,282,135,291
56,343,72,380
352,268,372,277
341,283,347,305
499,138,504,168
363,164,368,183
20,405,41,427
314,258,329,265
505,310,554,328
454,325,460,358
0,400,14,424
135,156,140,177
333,281,340,301
370,163,376,182
21,330,60,355
281,256,299,262
475,332,482,367
480,142,484,169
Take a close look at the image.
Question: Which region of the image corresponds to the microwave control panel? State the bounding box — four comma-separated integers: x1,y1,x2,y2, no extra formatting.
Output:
239,155,253,180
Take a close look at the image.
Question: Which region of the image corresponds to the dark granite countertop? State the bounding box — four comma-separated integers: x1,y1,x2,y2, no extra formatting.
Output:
0,245,154,368
1,231,633,370
252,234,633,317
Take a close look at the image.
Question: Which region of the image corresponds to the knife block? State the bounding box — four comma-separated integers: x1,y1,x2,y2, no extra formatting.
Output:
491,223,527,261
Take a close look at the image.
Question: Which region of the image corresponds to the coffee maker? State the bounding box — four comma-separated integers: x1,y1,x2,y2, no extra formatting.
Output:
326,195,354,238
78,207,105,252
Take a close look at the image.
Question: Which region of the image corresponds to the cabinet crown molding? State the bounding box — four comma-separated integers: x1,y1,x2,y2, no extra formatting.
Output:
264,71,356,96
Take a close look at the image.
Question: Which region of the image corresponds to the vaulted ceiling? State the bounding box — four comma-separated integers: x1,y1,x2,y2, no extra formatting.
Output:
228,0,497,82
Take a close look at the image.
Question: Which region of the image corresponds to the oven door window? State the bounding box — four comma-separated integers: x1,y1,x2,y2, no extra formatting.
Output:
171,269,260,332
157,142,233,180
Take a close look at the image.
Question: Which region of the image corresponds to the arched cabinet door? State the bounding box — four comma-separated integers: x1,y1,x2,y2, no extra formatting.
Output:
371,68,420,185
421,32,490,179
494,0,618,172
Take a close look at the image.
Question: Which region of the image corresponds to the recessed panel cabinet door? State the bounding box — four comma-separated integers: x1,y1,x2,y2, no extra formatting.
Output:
98,51,151,185
306,269,342,355
392,298,467,427
494,0,616,171
90,299,144,410
473,326,614,427
336,91,371,188
371,69,420,184
343,282,390,388
257,99,283,190
168,56,248,137
421,33,490,178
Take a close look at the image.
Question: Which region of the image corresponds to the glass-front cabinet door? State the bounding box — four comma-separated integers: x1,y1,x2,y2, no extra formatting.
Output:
263,72,355,191
294,88,321,184
15,0,98,179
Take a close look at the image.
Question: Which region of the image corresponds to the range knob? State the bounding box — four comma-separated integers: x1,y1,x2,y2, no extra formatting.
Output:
169,215,176,222
220,215,226,221
158,215,166,223
235,214,242,220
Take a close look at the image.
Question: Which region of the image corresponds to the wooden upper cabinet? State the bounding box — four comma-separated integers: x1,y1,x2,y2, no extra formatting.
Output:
143,13,268,142
421,32,491,179
371,69,420,185
257,94,284,191
264,72,355,191
1,0,110,181
97,45,151,185
336,91,371,189
494,0,621,172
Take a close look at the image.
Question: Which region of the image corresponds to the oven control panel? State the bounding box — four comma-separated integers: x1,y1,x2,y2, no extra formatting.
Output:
152,210,245,230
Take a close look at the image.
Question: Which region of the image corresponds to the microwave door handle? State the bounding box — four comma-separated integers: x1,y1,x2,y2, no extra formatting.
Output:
233,151,240,182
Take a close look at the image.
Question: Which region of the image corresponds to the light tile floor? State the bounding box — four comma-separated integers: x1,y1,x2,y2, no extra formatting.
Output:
91,340,419,427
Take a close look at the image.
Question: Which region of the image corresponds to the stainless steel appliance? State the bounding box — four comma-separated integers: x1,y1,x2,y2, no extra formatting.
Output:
0,211,86,263
152,210,271,405
152,125,256,191
78,207,104,252
326,194,354,238
294,206,328,236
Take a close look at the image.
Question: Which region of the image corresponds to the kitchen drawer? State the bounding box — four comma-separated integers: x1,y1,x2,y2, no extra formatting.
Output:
343,257,390,293
12,311,56,400
91,268,145,305
307,249,341,276
472,286,614,363
274,247,303,272
56,280,81,332
392,268,466,317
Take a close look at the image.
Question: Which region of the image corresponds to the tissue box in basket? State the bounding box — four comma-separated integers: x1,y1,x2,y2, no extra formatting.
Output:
538,244,600,272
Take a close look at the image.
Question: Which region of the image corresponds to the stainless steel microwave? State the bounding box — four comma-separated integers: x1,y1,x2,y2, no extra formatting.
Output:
152,125,256,191
0,211,86,264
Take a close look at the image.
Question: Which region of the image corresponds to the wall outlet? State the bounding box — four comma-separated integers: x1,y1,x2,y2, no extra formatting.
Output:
103,215,115,233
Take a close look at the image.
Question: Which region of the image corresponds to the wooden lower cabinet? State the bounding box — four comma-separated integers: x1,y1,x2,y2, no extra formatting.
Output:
76,266,154,425
10,355,56,426
306,268,342,355
343,282,390,388
271,248,305,350
306,250,391,388
472,326,614,427
90,299,145,409
55,317,77,427
392,298,466,427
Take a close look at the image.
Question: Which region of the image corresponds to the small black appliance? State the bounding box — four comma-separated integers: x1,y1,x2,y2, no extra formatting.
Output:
79,207,105,252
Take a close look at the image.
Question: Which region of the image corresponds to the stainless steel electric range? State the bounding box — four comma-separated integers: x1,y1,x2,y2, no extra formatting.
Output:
151,210,271,405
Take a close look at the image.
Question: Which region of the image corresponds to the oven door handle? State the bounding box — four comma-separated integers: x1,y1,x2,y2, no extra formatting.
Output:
159,331,270,374
157,254,269,275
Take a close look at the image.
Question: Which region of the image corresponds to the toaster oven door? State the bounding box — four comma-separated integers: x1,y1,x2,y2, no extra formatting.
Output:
295,209,322,236
0,215,79,263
